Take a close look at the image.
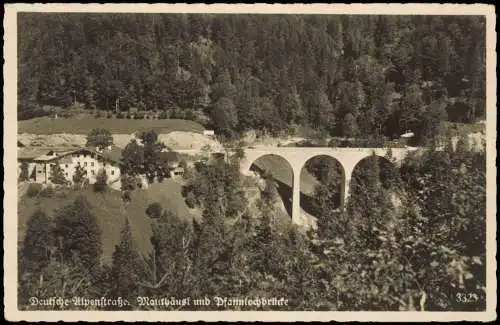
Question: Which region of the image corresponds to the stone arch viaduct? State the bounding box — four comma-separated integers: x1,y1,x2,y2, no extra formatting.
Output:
238,147,417,226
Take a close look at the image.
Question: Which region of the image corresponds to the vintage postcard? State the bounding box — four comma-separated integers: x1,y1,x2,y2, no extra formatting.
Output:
3,3,497,322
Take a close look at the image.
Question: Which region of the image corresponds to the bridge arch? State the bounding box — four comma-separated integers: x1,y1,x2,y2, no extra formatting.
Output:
349,154,400,210
240,146,413,226
248,153,294,182
351,154,398,186
300,155,346,213
247,153,296,220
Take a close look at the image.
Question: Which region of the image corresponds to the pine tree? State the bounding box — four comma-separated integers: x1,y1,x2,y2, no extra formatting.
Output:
110,218,142,305
420,100,448,147
309,89,335,131
456,135,470,153
146,210,194,298
252,209,275,274
212,97,238,136
83,71,97,111
19,161,30,181
140,130,168,183
211,68,236,100
121,140,145,176
49,164,67,185
280,85,306,125
86,128,114,149
186,160,248,295
53,196,102,271
348,154,394,249
21,209,53,273
313,182,342,240
341,112,360,138
72,164,87,189
93,168,108,193
19,258,95,310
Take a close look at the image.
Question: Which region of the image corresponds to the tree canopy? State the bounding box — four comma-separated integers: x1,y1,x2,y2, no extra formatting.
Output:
86,128,114,149
19,14,486,142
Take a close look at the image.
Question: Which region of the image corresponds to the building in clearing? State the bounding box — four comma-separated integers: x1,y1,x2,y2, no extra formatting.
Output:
18,145,188,187
170,166,185,179
18,146,122,187
159,151,185,179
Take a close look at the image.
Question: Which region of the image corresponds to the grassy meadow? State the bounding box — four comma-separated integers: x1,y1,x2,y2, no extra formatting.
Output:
18,117,205,135
18,179,199,263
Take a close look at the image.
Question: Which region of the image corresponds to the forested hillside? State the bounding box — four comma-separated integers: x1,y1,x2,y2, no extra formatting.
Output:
18,14,485,142
19,142,486,311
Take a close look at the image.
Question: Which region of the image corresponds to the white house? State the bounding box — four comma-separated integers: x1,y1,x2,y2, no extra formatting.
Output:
170,166,185,179
19,146,122,188
203,130,215,137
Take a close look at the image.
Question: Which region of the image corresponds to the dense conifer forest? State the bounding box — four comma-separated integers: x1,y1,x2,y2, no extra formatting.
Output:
19,14,485,142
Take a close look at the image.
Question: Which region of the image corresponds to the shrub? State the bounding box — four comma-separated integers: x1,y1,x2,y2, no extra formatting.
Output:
185,109,195,120
296,140,314,147
48,164,68,185
328,138,342,147
185,191,196,209
121,190,132,203
93,169,108,193
72,165,88,189
60,111,73,118
121,175,137,192
175,109,185,119
159,111,169,119
26,183,43,197
146,202,163,218
54,186,69,198
19,162,30,181
39,186,55,198
17,101,54,120
86,128,114,149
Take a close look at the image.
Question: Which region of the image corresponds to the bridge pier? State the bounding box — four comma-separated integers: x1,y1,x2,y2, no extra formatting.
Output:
342,175,351,211
341,166,354,211
292,167,301,225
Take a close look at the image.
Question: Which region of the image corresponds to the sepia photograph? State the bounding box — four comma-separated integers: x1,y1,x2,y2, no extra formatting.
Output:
3,3,496,322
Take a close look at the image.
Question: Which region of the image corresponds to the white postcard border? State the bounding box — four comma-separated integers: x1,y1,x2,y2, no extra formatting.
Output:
3,3,497,322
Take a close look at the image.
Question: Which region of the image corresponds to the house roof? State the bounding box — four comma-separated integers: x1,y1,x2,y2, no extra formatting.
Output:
400,132,415,138
18,145,76,160
160,151,180,162
33,154,60,162
83,145,123,163
18,147,50,160
33,148,77,162
18,146,123,164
